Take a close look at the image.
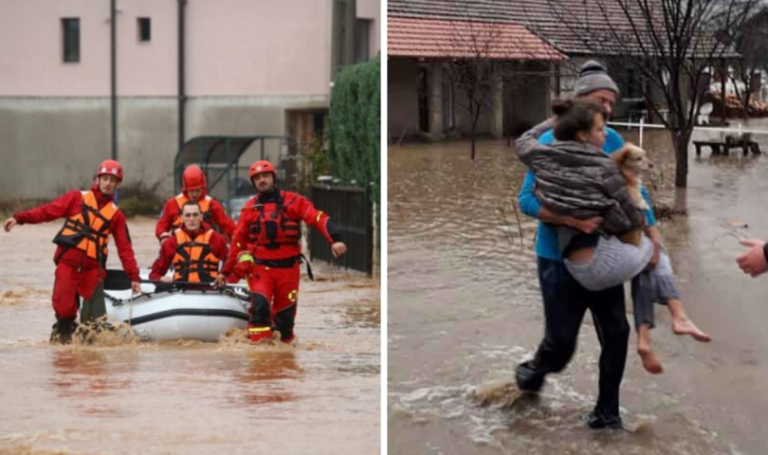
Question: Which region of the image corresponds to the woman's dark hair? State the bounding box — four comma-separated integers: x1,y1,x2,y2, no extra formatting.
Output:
551,98,607,141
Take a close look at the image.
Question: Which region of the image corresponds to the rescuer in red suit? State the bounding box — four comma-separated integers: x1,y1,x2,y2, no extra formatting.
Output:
3,160,141,344
149,200,229,284
217,160,347,344
156,164,236,243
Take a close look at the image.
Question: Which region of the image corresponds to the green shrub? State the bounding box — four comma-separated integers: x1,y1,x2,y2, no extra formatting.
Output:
327,53,381,241
296,133,331,196
117,181,164,218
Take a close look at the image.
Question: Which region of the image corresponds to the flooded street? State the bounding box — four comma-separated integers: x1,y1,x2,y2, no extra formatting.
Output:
0,218,380,455
388,123,768,455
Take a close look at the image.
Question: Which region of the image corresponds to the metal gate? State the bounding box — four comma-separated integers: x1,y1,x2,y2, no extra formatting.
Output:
309,185,373,275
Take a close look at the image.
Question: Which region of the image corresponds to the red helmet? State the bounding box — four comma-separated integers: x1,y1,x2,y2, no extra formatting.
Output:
182,165,207,191
96,160,123,182
249,160,276,179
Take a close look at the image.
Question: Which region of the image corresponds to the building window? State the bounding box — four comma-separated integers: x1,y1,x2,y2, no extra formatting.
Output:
62,18,80,63
623,67,642,100
355,19,371,63
138,18,151,42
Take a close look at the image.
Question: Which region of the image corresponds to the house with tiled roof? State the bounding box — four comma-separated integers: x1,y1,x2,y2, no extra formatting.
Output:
389,0,573,141
388,0,743,141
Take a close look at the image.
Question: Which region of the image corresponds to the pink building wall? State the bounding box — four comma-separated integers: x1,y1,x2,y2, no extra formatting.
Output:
0,0,113,96
0,0,380,199
0,0,380,97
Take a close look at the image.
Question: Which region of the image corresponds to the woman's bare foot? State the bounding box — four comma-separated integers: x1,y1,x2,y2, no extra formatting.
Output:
672,318,712,342
637,325,663,374
637,342,663,374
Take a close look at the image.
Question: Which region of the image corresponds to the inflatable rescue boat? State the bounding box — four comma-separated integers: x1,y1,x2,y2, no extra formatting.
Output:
103,270,249,342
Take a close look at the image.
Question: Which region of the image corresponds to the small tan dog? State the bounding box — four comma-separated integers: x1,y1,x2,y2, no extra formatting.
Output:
613,143,654,246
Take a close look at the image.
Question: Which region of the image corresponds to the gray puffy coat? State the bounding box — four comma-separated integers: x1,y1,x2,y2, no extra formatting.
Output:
515,118,645,235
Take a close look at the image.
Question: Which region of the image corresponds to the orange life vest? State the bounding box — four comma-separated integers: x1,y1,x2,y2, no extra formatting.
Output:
172,194,213,228
246,191,301,250
53,191,118,264
172,229,220,283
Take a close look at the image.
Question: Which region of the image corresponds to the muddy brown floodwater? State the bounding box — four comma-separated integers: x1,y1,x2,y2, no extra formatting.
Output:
0,218,380,455
389,121,768,455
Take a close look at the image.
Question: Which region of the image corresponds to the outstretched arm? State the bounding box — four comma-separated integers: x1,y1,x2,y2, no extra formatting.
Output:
3,218,17,232
737,238,768,277
111,212,141,293
292,196,339,243
111,212,141,281
290,195,346,256
8,190,82,229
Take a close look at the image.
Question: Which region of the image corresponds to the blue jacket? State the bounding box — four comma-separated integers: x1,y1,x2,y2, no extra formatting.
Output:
517,127,657,261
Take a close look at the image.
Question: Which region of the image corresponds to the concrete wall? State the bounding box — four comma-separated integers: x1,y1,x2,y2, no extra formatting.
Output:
0,94,329,199
389,57,551,141
0,98,111,199
117,98,178,194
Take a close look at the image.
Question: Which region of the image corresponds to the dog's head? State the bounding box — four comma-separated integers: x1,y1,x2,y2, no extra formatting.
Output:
613,143,654,174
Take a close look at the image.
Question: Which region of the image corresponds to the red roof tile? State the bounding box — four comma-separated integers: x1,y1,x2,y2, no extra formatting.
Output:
388,17,565,60
388,0,739,58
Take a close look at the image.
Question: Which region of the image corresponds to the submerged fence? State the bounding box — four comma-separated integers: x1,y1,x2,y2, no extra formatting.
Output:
609,119,768,149
309,185,373,275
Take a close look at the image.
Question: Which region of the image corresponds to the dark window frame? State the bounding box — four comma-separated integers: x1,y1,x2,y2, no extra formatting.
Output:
62,18,80,63
355,18,371,63
138,17,151,42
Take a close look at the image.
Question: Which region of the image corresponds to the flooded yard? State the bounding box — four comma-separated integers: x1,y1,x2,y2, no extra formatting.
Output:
388,122,768,455
0,218,380,455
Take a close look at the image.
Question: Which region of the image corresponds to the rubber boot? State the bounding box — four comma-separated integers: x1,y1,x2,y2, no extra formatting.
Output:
80,283,106,326
50,318,78,345
281,334,298,346
273,305,297,345
247,325,273,344
247,293,272,344
272,330,298,346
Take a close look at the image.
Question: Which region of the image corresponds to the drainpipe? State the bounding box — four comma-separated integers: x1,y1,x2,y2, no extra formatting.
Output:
178,0,187,152
110,0,117,160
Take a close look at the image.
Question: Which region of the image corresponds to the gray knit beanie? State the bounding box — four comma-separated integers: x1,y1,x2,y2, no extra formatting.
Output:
574,60,620,97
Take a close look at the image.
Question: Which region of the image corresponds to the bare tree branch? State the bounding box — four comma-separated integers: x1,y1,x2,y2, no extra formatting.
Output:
545,0,761,187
